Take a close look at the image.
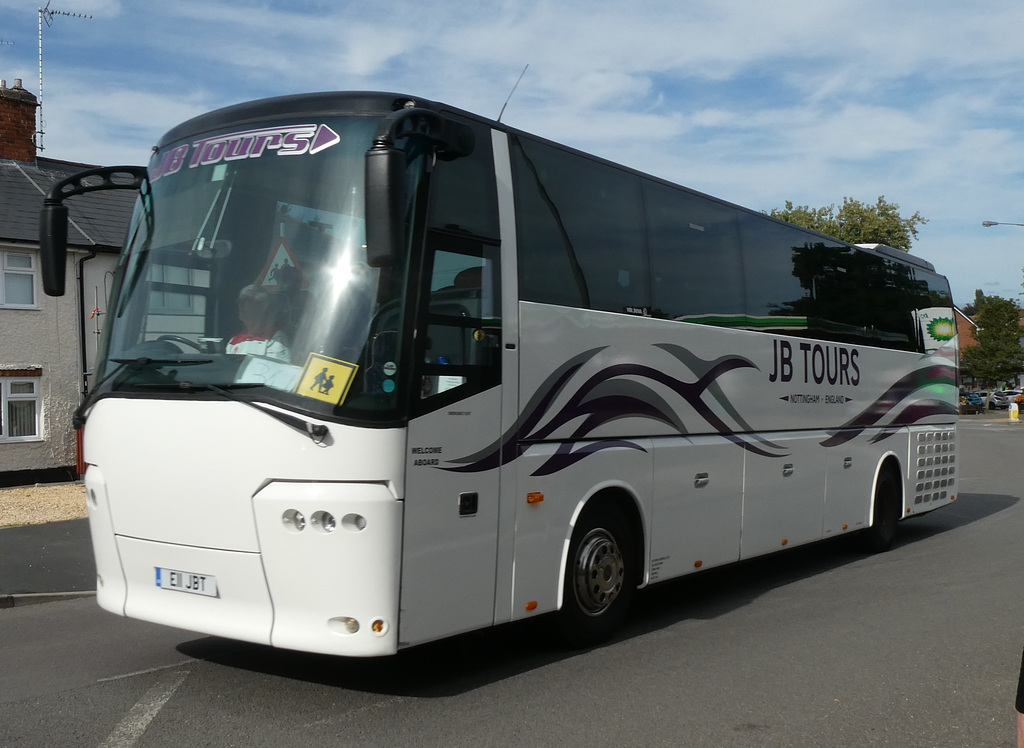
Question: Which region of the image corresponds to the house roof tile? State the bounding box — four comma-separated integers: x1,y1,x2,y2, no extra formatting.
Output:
0,156,137,250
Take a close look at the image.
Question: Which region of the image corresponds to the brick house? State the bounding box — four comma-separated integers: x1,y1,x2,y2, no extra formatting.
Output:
954,306,978,390
955,307,978,350
0,78,135,486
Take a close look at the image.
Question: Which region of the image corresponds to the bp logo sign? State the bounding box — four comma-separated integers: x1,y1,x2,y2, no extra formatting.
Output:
927,317,956,341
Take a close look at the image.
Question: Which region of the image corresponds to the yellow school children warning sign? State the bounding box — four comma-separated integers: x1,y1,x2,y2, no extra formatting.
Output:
295,353,358,406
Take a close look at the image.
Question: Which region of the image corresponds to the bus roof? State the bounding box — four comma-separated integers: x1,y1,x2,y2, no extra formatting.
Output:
856,243,936,272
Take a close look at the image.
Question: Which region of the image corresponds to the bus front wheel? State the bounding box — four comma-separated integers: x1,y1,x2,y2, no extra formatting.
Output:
558,501,636,648
863,468,901,553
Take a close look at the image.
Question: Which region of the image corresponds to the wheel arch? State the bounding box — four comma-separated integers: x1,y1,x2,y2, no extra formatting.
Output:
871,451,906,525
556,482,647,611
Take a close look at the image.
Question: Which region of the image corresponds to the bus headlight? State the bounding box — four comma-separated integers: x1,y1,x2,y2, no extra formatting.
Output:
311,511,336,533
341,513,367,532
282,509,306,532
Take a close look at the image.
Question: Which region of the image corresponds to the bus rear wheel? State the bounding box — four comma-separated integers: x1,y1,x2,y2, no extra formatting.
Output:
862,468,900,553
558,501,636,648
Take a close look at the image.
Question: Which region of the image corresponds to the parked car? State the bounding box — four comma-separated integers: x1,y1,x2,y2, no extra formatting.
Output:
960,391,984,414
990,390,1021,409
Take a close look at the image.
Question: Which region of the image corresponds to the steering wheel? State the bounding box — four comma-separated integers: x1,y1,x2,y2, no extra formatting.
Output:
156,334,204,352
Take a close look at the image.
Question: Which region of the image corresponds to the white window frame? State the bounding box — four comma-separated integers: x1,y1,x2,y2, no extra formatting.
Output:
147,262,211,318
1,377,41,442
1,249,38,308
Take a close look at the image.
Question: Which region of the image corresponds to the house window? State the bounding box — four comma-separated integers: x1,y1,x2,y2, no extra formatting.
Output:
2,250,36,307
1,376,40,441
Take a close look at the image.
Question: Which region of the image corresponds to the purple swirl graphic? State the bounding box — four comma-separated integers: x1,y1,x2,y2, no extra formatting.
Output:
820,364,957,447
444,347,786,476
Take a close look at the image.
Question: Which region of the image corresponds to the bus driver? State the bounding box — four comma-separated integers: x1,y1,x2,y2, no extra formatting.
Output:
225,284,291,362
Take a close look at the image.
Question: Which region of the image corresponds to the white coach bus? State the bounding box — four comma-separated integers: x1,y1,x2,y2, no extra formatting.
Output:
40,92,958,657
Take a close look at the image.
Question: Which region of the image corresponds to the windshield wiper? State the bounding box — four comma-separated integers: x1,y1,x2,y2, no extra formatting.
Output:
178,381,330,444
74,356,214,428
110,357,214,366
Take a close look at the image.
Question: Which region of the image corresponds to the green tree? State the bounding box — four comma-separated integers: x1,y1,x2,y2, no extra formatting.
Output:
960,291,1024,387
768,196,928,251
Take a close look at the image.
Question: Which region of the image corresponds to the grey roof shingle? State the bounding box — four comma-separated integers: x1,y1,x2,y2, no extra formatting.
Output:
0,156,137,251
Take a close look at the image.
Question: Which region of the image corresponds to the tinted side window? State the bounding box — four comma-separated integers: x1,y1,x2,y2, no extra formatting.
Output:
428,118,499,240
759,239,870,343
645,181,743,323
739,215,813,331
511,136,648,313
809,251,916,349
737,216,872,339
739,214,941,350
913,269,955,353
413,231,501,415
913,268,953,317
863,257,929,350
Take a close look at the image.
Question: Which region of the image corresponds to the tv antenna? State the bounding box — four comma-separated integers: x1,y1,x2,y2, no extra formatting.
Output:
37,1,92,151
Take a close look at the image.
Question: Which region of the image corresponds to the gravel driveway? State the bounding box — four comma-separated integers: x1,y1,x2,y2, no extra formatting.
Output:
0,483,87,529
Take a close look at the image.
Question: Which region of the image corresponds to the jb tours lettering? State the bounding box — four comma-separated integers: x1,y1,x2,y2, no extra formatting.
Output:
150,124,342,182
768,340,860,386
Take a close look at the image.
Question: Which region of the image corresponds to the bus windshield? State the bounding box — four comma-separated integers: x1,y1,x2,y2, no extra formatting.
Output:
97,116,418,423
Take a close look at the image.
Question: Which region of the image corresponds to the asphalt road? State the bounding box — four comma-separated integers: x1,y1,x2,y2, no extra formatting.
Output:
1,418,1022,747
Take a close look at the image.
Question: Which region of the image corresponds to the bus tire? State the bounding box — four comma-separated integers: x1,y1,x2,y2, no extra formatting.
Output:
862,468,901,553
558,500,636,648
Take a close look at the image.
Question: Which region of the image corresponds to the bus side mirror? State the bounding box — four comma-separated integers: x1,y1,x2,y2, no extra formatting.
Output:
37,165,148,296
364,145,406,269
40,202,69,296
364,107,475,269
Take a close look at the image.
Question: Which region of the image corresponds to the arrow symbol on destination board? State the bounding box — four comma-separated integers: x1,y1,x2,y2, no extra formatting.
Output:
309,125,341,154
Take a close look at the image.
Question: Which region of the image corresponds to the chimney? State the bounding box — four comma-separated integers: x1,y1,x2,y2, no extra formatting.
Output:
0,78,39,162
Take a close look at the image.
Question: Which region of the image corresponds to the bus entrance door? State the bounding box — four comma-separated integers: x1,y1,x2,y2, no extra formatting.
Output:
398,240,505,647
401,392,503,647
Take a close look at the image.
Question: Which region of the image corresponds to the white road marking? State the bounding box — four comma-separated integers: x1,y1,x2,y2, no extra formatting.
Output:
97,662,192,684
97,668,190,748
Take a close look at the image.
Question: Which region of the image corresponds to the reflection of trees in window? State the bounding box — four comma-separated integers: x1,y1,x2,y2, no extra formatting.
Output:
778,244,938,350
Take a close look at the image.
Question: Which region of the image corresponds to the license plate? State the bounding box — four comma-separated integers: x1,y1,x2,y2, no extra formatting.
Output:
155,567,218,597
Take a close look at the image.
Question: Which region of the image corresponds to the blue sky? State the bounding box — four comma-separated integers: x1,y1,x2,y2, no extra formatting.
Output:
2,0,1023,308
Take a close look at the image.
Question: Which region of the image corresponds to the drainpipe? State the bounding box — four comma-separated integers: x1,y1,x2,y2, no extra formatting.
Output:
74,248,97,478
76,247,97,398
